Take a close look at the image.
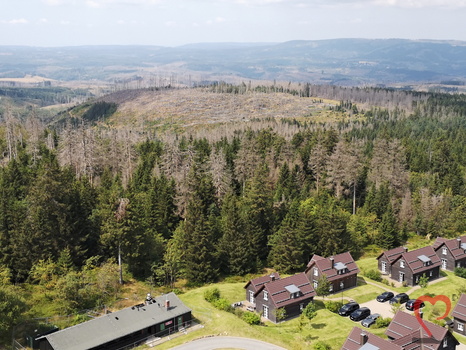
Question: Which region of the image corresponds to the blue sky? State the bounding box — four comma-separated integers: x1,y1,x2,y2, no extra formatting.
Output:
2,0,466,47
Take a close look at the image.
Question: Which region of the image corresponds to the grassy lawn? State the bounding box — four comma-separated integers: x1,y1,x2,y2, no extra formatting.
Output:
136,254,466,349
135,281,396,350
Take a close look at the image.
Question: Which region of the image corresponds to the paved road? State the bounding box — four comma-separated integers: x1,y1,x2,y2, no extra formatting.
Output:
169,336,287,350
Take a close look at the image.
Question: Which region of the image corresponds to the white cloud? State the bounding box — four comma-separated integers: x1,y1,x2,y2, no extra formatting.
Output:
60,20,71,25
1,18,28,24
38,18,49,24
165,21,177,27
372,0,466,7
85,0,162,7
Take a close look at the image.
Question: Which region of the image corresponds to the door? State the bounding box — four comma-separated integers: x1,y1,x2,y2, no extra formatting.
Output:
399,272,405,283
263,305,269,319
441,259,447,270
249,290,255,304
381,261,387,274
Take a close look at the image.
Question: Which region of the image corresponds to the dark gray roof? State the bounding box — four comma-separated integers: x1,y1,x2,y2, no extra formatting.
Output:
41,292,191,350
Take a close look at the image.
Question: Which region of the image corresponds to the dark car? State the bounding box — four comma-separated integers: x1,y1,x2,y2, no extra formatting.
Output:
389,293,409,305
350,307,371,321
338,301,360,316
376,291,394,302
361,313,381,328
405,299,425,311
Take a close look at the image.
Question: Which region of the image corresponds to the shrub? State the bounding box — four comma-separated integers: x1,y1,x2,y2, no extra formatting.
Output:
455,267,466,279
242,312,261,325
303,302,317,320
212,298,233,312
373,316,392,328
381,279,389,285
203,288,220,302
313,341,331,350
325,300,343,313
273,307,287,322
365,269,382,282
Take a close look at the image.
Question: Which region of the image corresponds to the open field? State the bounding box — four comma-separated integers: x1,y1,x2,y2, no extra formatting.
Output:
97,88,358,131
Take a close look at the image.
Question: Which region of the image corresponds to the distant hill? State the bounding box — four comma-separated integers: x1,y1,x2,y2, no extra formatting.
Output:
1,39,466,86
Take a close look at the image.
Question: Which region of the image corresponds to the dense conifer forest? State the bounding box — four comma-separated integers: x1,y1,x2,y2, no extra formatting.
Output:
1,84,466,344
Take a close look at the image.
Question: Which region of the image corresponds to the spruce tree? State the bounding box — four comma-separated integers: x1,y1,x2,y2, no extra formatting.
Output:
268,200,306,273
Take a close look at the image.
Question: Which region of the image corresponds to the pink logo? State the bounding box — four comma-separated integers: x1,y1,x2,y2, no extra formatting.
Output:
413,295,451,337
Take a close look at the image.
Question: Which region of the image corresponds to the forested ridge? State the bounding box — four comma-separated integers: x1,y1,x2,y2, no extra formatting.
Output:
1,85,466,343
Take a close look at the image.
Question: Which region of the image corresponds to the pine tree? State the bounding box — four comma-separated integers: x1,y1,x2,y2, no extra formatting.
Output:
268,200,306,273
218,192,254,275
182,165,219,283
378,204,399,249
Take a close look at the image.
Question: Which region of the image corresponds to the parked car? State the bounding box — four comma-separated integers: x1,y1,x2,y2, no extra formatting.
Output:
405,299,425,311
376,291,394,302
350,307,371,321
389,293,409,305
361,313,381,328
338,301,360,316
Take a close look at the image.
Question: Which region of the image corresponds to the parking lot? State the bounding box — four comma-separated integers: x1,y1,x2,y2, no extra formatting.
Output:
359,298,402,319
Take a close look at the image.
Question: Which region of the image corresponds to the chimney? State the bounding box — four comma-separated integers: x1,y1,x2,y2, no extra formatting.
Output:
330,256,334,269
458,237,462,249
270,273,276,281
360,332,367,345
403,246,408,253
165,299,170,309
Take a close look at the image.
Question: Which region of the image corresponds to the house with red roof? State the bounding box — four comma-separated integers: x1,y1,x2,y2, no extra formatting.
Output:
385,246,441,286
433,236,466,271
452,293,466,336
244,272,280,306
377,246,408,275
253,272,315,323
341,326,403,350
385,311,458,350
305,252,360,293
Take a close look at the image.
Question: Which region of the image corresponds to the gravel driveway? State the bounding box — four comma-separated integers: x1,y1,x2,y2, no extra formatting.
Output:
169,336,287,350
359,299,398,319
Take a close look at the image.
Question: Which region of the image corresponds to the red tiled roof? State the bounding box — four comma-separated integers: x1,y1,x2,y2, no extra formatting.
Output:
386,311,448,349
305,252,360,282
433,237,448,250
452,293,466,322
341,326,402,350
244,272,280,292
255,272,316,308
434,236,466,261
393,246,441,275
377,246,408,263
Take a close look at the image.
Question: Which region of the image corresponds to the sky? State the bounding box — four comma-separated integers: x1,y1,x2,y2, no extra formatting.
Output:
1,0,466,47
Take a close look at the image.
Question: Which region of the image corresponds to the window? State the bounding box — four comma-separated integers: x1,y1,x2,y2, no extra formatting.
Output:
430,270,433,277
264,291,268,301
400,260,405,268
443,338,448,348
442,247,448,255
415,275,419,283
263,305,269,319
314,268,319,277
314,280,318,288
300,303,304,311
458,322,464,331
329,284,333,292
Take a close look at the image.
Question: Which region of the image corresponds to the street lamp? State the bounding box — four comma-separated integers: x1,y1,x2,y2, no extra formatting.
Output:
340,282,344,303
